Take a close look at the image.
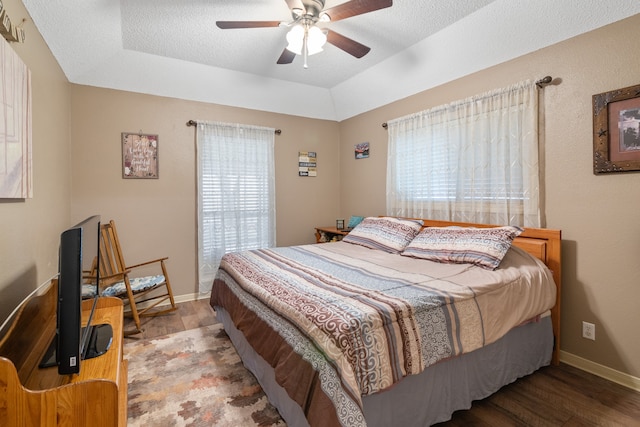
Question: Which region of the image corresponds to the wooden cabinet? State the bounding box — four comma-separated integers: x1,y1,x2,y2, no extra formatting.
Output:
0,279,127,427
315,226,350,243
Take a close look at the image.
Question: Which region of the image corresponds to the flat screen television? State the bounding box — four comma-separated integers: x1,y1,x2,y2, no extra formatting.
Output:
39,215,113,375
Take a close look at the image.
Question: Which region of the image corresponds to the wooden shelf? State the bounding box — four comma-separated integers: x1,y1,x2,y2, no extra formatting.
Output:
0,280,127,427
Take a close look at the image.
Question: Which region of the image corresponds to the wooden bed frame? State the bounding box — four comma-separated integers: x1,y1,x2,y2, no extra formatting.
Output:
415,219,562,365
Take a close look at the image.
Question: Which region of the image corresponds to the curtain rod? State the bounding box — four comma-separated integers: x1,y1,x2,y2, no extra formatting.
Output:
381,75,554,129
186,119,282,135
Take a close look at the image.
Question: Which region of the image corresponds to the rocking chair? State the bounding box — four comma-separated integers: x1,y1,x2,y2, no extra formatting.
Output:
84,219,177,335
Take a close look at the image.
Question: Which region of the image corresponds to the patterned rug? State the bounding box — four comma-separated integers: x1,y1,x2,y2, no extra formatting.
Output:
125,323,286,426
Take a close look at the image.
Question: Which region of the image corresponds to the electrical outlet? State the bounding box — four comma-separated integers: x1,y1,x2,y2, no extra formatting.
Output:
582,321,595,340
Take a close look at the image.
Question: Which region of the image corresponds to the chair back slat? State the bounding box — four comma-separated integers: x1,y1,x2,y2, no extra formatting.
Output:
98,221,128,287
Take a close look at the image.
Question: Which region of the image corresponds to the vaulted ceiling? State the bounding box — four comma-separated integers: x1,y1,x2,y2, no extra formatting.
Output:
22,0,640,121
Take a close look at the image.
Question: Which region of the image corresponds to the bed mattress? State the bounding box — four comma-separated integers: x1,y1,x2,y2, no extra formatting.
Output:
210,241,556,426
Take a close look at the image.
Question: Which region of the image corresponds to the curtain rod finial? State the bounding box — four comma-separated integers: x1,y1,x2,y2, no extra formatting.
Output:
536,76,553,88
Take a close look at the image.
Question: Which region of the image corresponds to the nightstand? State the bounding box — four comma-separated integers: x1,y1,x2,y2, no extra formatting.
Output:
315,226,350,243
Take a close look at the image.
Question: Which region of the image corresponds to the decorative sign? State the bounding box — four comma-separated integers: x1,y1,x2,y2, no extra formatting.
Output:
355,142,369,159
298,151,317,177
122,132,159,179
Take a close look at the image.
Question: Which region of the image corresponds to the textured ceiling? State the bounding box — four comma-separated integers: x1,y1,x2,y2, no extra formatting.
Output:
21,0,640,121
118,0,494,88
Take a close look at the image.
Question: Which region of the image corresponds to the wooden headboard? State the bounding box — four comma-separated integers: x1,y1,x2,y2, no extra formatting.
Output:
412,218,562,365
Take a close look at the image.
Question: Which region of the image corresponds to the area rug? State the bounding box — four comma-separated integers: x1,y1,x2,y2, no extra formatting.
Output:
125,323,286,426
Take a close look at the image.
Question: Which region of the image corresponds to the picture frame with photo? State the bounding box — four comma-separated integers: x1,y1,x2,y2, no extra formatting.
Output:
593,83,640,174
355,142,369,159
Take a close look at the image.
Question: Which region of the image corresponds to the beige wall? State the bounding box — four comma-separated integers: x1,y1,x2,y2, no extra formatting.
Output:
69,86,341,300
340,15,640,380
2,0,639,388
0,0,71,322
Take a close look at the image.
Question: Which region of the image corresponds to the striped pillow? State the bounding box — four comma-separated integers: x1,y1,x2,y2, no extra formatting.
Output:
342,217,423,253
401,226,523,270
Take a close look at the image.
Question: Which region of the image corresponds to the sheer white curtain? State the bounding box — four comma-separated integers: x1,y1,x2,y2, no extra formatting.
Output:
196,121,276,293
386,80,541,227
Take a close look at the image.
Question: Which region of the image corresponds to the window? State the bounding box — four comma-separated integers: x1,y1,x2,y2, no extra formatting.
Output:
386,81,541,227
196,121,276,293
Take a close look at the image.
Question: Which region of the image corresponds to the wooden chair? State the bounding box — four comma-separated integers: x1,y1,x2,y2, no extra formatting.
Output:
83,220,177,335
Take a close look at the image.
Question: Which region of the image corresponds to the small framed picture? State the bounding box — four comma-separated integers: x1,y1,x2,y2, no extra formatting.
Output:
122,132,159,179
298,151,317,177
336,219,345,230
355,142,369,159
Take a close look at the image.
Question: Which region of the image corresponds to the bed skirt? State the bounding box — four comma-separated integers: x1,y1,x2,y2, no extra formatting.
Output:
214,306,553,427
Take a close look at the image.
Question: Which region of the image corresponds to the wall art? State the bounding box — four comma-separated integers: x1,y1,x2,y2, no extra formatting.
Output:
122,132,159,179
355,142,369,159
298,151,317,177
0,37,31,198
593,83,640,174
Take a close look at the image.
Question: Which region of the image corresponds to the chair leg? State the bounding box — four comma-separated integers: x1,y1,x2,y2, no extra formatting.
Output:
124,278,143,335
160,260,177,310
124,327,142,336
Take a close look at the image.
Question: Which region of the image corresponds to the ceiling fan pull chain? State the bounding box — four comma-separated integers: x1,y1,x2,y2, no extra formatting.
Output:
303,26,309,69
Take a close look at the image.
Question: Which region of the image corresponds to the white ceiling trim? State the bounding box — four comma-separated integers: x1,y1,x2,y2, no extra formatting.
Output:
331,0,640,120
22,0,640,121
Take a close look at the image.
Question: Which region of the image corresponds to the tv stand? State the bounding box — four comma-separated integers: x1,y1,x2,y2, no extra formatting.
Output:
0,279,127,427
39,323,114,369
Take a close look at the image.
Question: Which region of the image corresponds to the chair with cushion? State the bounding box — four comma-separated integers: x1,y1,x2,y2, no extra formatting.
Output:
83,219,177,335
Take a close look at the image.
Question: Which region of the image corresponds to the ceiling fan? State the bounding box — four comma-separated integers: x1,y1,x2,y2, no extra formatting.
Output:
216,0,393,68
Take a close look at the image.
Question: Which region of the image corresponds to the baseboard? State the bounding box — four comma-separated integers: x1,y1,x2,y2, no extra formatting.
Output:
173,292,211,304
132,292,211,310
560,350,640,392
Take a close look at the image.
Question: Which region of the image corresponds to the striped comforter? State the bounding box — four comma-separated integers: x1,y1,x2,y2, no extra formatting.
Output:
210,241,556,427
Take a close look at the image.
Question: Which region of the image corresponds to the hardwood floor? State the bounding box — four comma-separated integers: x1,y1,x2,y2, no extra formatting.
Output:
434,364,640,426
125,299,640,426
122,298,219,341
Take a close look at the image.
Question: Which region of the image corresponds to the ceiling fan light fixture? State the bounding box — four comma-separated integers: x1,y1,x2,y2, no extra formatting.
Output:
285,24,304,54
285,24,327,56
306,26,327,55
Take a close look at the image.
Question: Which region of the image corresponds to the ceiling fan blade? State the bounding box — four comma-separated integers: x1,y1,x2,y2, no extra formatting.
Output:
326,30,371,58
283,0,305,13
277,49,296,64
216,21,282,29
323,0,393,22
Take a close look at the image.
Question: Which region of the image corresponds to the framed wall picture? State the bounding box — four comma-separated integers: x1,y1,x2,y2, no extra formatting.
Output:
355,142,369,159
122,132,159,179
298,151,317,177
593,83,640,174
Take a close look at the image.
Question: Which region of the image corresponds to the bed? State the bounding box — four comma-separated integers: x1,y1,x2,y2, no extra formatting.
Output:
209,217,562,426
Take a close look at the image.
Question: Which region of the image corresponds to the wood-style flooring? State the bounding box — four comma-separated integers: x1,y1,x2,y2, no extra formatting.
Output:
125,299,640,426
122,298,218,340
